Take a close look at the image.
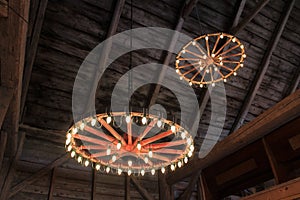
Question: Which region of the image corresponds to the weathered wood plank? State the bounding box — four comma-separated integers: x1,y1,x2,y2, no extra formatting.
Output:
158,172,171,200
47,167,56,200
125,175,130,200
130,177,154,200
0,131,7,172
0,86,13,129
0,0,7,17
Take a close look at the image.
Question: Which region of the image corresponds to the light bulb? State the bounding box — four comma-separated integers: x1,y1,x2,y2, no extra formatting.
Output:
187,137,192,145
182,49,186,54
232,37,236,42
125,115,131,123
95,164,100,170
66,133,72,139
211,53,215,58
220,33,224,39
112,155,117,162
171,125,176,133
106,166,110,173
233,71,237,76
181,131,186,139
176,60,180,64
144,157,149,164
240,44,244,49
137,142,142,151
77,156,82,163
142,116,147,125
223,78,227,83
192,40,196,46
161,167,165,174
148,150,153,158
189,82,192,86
71,151,76,158
178,161,182,168
157,119,162,128
79,122,85,130
118,168,122,175
240,63,244,67
200,66,204,71
151,169,155,175
106,116,112,124
73,127,78,134
212,82,215,87
220,61,223,66
206,69,210,73
171,164,175,171
91,118,97,126
200,84,203,88
106,148,111,155
242,54,246,58
203,55,207,59
188,151,193,157
199,60,202,65
65,138,71,146
84,160,89,167
190,144,195,152
128,160,132,167
205,36,208,40
176,69,179,73
219,56,222,60
128,169,132,176
141,169,145,176
67,145,72,152
184,156,188,164
117,141,122,150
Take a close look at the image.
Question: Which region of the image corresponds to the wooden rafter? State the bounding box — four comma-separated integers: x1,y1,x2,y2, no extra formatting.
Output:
230,0,296,132
20,0,48,120
167,90,300,184
131,177,154,200
145,0,198,108
0,86,13,129
177,171,201,200
0,0,8,17
47,167,56,200
125,174,130,200
284,66,300,97
158,171,171,200
91,169,97,200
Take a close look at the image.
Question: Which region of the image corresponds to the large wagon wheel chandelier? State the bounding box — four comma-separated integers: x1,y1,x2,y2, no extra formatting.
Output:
175,33,246,87
65,112,194,176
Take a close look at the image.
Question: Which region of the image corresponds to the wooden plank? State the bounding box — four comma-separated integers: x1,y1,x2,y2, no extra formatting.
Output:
158,171,171,200
231,0,247,28
230,0,296,132
0,133,25,200
130,177,154,200
9,153,68,198
0,132,7,174
125,174,130,200
177,171,201,200
199,174,213,200
231,0,270,34
0,0,8,17
262,138,287,184
20,0,48,119
241,177,300,200
0,86,13,129
47,167,56,200
288,134,300,151
284,66,300,97
146,0,198,107
91,169,96,200
167,90,300,184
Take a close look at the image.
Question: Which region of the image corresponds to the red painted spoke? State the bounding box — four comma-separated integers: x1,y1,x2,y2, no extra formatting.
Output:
144,139,186,150
214,63,234,72
141,130,173,146
133,119,157,147
127,120,132,145
221,52,242,59
80,145,107,150
98,118,127,145
206,37,210,56
84,126,116,143
153,148,185,155
218,44,240,56
73,134,109,146
212,35,220,54
178,62,199,69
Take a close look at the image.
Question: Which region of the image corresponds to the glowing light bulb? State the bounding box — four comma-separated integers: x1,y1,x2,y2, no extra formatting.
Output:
112,155,117,162
176,69,179,73
219,56,222,60
73,127,78,134
106,116,112,124
199,60,202,65
189,81,192,86
211,53,215,58
232,37,236,42
144,157,149,164
137,142,142,151
125,115,131,123
179,76,183,80
157,119,162,128
184,156,188,164
205,36,208,40
178,161,182,168
233,71,237,76
95,164,101,170
67,145,72,152
181,131,186,139
128,160,132,167
171,164,175,171
79,122,85,130
106,148,111,155
240,63,244,67
190,144,195,152
203,55,207,59
187,137,192,145
188,151,193,157
71,151,76,158
240,44,244,49
128,169,132,176
117,141,122,150
84,160,89,167
148,150,153,158
161,167,165,174
151,169,155,175
200,66,204,71
214,67,218,72
212,82,215,87
243,54,246,58
200,84,203,88
176,60,180,64
223,78,227,83
77,156,82,163
171,125,176,133
67,133,72,139
106,166,110,173
141,169,145,176
220,34,224,39
192,40,196,46
65,138,71,146
220,61,223,66
142,116,147,125
91,118,97,126
118,168,122,175
206,69,210,73
182,49,186,54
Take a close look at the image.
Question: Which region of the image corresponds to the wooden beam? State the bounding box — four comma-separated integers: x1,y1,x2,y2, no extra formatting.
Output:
158,171,171,200
284,67,300,97
262,138,287,184
20,0,48,120
47,167,56,200
166,90,300,184
130,177,154,200
230,0,296,132
125,174,130,200
0,0,8,17
0,132,7,175
177,171,201,200
91,169,96,200
9,153,68,198
231,0,247,29
146,0,198,107
0,86,13,129
0,133,25,200
231,0,270,34
241,177,300,200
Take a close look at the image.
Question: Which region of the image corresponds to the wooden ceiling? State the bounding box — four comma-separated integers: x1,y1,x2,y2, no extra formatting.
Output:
0,0,300,199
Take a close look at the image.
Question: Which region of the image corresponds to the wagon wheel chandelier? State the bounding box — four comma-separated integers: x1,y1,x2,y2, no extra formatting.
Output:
65,112,194,176
175,33,246,87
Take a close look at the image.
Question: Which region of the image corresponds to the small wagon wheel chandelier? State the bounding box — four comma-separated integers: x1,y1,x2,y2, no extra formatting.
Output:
65,112,194,176
175,33,246,87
